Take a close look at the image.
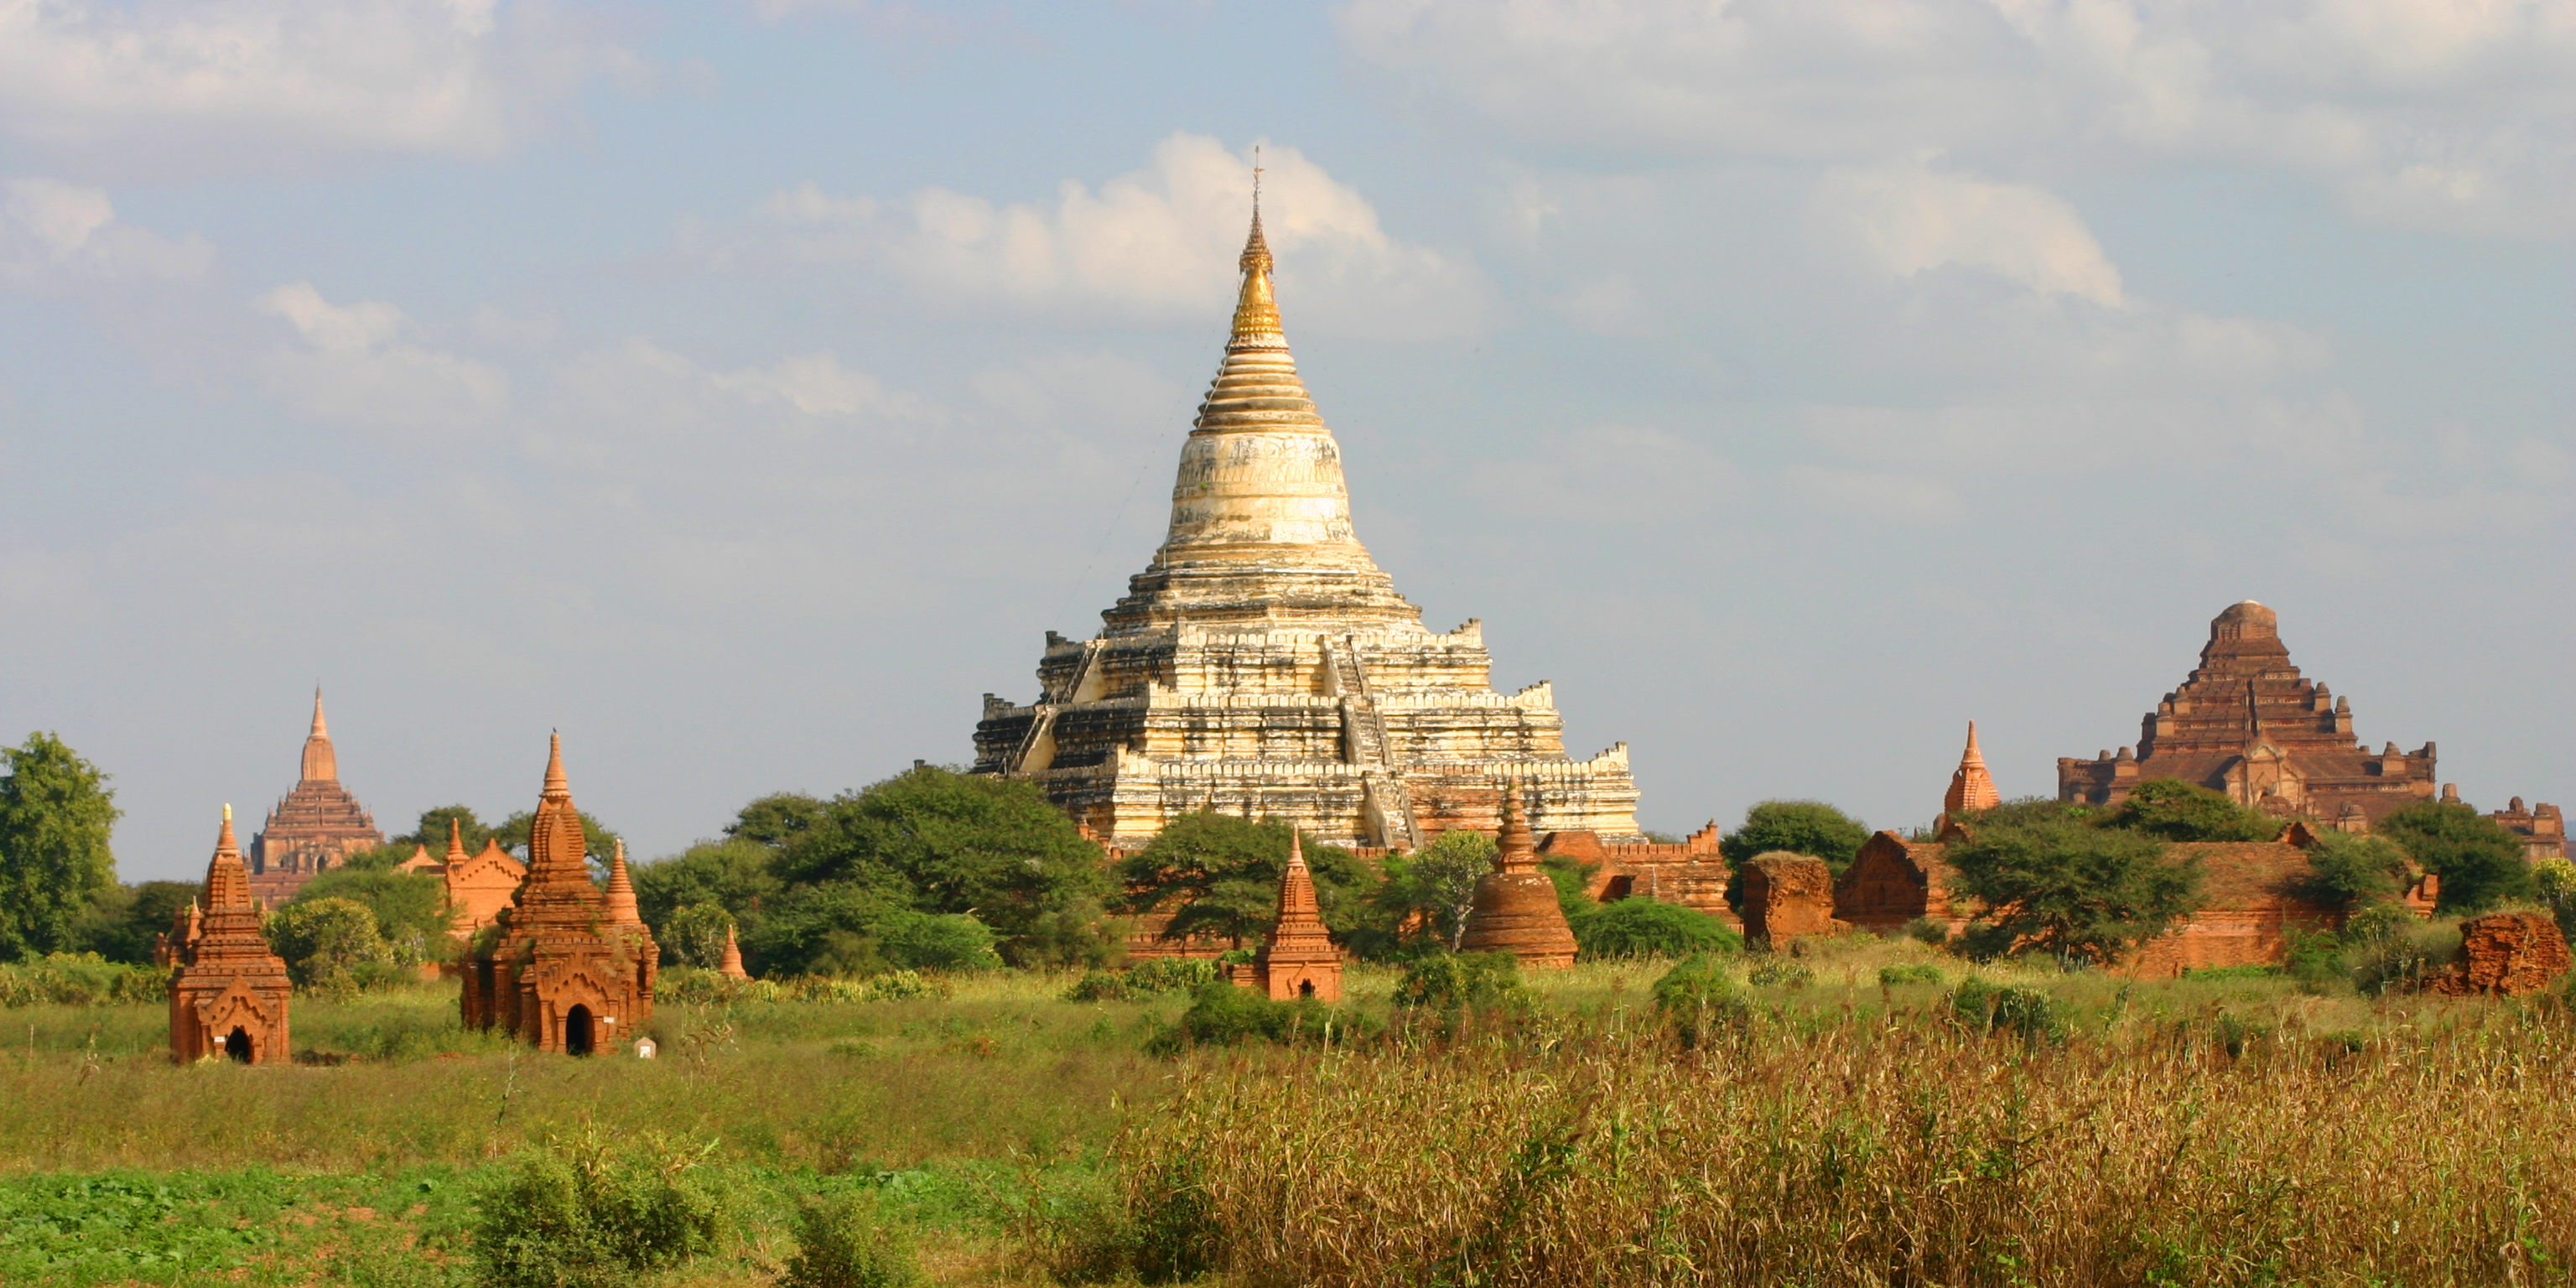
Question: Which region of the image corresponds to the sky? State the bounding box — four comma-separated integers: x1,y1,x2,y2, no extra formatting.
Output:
2,0,2569,881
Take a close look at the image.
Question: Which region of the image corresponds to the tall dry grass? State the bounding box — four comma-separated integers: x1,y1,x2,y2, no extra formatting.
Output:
1107,1001,2576,1287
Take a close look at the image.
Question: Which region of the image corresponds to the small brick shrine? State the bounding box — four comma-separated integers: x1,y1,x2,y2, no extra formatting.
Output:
169,805,293,1064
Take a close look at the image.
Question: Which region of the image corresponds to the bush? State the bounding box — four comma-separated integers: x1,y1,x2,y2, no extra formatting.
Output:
1948,977,2068,1043
656,966,786,1006
2348,917,2462,995
1063,958,1220,1002
2298,833,2410,911
264,898,392,995
0,952,168,1006
1569,898,1742,961
1877,963,1943,986
471,1130,722,1288
1944,802,2201,965
2104,779,2279,843
1392,951,1526,1015
779,1189,920,1288
1901,917,1950,947
2341,901,2414,948
1062,970,1135,1003
2283,928,2345,989
1152,983,1358,1053
1745,959,1813,989
1718,800,1869,877
2378,800,2532,913
2533,859,2576,940
871,911,1001,973
860,970,946,1002
1650,954,1751,1046
658,902,737,970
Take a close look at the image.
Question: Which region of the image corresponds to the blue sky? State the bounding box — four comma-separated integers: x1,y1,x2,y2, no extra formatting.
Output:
2,0,2569,880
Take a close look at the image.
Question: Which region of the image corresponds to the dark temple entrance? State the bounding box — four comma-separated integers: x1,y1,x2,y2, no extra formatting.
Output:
564,1005,595,1057
225,1026,253,1063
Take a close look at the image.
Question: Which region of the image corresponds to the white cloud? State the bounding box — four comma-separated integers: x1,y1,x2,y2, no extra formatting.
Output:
255,281,509,433
712,352,938,422
1340,0,2576,236
0,0,636,174
0,176,210,285
1814,162,2125,304
746,132,1497,340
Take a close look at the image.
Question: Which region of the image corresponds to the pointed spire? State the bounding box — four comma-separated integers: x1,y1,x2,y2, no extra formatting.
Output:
1942,721,2002,824
718,922,750,979
218,802,239,855
445,816,467,862
204,804,252,912
1229,204,1282,349
543,730,569,798
604,839,641,927
299,689,339,782
1495,784,1537,871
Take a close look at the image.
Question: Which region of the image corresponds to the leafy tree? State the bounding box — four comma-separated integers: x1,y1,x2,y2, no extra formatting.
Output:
2104,779,2278,842
745,882,896,978
632,839,782,929
1570,898,1742,960
2294,831,2409,912
1368,830,1494,949
658,902,738,969
0,732,121,962
1719,801,1868,876
778,767,1114,963
2531,859,2576,941
1538,853,1597,920
1117,811,1375,948
293,865,455,963
493,808,622,869
75,880,200,964
2376,799,2531,913
265,897,393,993
1944,800,2202,964
728,792,827,849
871,910,1002,972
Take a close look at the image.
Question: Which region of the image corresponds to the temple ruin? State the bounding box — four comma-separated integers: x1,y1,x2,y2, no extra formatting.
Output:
974,207,1642,849
1229,832,1343,1002
168,805,293,1064
2058,601,2437,827
249,690,383,902
461,735,658,1054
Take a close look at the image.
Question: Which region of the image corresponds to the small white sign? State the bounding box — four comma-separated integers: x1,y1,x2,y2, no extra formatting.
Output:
633,1038,657,1059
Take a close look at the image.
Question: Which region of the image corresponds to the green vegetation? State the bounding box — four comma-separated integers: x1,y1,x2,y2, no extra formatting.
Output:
289,865,455,964
1568,896,1740,960
2297,830,2412,911
0,733,121,963
1944,799,2203,963
1716,800,1868,875
1366,828,1493,951
1116,811,1371,948
2377,798,2532,912
263,897,397,995
470,1129,722,1288
2103,777,2281,842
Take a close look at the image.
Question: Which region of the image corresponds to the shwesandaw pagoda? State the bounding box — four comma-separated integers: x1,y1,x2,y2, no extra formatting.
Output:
974,204,1644,849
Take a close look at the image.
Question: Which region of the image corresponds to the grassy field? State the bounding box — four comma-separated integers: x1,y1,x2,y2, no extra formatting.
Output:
2,937,2566,1285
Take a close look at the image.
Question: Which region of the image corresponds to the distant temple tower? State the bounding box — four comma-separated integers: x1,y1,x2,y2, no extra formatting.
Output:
461,735,657,1055
2059,601,2437,826
1230,833,1343,1002
1936,721,2001,831
169,806,293,1064
974,205,1644,849
394,819,528,937
249,690,383,902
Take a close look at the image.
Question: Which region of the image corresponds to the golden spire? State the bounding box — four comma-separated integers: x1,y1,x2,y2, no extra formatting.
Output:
1229,205,1281,348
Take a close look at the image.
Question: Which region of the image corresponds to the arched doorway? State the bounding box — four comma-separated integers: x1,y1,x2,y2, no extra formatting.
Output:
1297,979,1317,999
564,1005,595,1057
225,1026,253,1064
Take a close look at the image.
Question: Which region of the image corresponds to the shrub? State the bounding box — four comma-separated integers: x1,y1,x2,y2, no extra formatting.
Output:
1877,963,1943,986
2104,779,2279,843
779,1190,920,1288
860,970,947,1002
471,1130,722,1288
656,966,786,1006
2283,928,2345,989
1152,984,1357,1053
0,952,168,1006
1901,917,1950,947
2377,800,2532,913
1745,959,1813,989
1650,955,1751,1046
1062,970,1135,1003
2341,901,2414,947
658,902,737,969
1718,801,1869,877
1948,977,2067,1043
871,911,1002,973
2533,859,2576,940
1943,802,2201,965
2348,917,2462,995
1393,952,1527,1015
1128,958,1220,993
264,898,392,995
1569,898,1742,961
2297,833,2409,911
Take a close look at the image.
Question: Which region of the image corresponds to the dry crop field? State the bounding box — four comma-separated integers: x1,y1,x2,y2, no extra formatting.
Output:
2,940,2566,1287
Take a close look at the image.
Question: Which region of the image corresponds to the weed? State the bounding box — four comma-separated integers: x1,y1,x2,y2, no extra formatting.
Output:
779,1189,921,1288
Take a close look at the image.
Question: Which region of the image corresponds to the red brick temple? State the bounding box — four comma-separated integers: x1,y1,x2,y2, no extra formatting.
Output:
1230,832,1343,1002
249,690,383,902
169,805,293,1064
460,735,658,1055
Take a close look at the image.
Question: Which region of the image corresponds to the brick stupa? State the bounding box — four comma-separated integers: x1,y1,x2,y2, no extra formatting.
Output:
974,206,1643,849
1233,832,1343,1002
249,690,384,902
1459,787,1578,969
169,805,293,1064
461,735,657,1055
2059,601,2437,826
1935,721,2001,832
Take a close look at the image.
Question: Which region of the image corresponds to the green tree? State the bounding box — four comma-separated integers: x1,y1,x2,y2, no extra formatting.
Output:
2532,859,2576,941
75,880,200,964
2294,831,2409,912
659,902,736,969
1117,811,1375,948
1944,800,2202,964
745,882,896,978
777,766,1114,963
493,808,621,870
2376,799,2532,913
293,865,456,963
1368,829,1495,949
0,732,122,962
728,792,827,848
1719,801,1869,876
1569,898,1742,960
2104,779,2279,842
265,897,393,993
632,839,782,929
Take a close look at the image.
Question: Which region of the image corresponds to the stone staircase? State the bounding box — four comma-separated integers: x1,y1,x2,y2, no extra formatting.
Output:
1323,636,1423,849
1009,641,1104,774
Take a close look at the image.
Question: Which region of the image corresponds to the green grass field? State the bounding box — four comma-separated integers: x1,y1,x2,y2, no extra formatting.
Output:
0,940,2559,1286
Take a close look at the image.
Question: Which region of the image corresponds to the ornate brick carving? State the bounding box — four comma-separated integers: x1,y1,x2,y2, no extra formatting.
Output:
169,806,293,1064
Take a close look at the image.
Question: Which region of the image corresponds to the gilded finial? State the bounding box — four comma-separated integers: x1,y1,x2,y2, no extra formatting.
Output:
1230,148,1282,348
